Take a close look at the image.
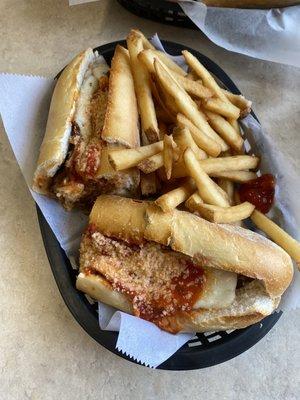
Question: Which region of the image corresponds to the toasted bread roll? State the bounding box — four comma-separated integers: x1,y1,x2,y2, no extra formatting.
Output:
33,47,140,209
101,46,140,148
90,196,293,297
162,281,280,333
33,48,96,193
145,204,292,298
77,195,293,333
76,271,133,314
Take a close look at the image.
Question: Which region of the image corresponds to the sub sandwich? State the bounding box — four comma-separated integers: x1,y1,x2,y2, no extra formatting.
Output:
76,195,293,333
33,46,140,210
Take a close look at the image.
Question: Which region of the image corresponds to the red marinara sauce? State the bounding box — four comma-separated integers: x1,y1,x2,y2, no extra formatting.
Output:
239,174,275,214
85,144,101,177
131,262,205,329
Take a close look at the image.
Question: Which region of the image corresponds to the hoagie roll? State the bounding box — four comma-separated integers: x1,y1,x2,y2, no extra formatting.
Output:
33,47,140,210
77,195,293,333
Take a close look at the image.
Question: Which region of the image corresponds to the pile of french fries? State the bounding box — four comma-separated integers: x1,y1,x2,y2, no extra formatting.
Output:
107,29,300,266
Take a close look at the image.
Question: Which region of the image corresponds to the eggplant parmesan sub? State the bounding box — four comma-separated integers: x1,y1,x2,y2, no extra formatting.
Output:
76,195,293,333
33,46,140,209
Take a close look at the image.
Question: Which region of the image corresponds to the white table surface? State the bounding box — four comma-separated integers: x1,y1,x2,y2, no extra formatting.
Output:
0,1,299,399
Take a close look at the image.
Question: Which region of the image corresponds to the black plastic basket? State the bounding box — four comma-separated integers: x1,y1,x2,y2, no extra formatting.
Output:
38,39,281,370
117,0,196,28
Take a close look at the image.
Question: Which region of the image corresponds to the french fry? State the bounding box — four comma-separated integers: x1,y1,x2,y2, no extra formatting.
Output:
251,210,300,266
205,110,244,152
211,170,257,182
138,47,187,77
186,70,199,81
140,172,157,196
153,74,179,117
229,118,243,146
177,114,221,157
183,148,230,207
214,179,231,199
174,74,213,100
163,135,174,179
173,126,207,161
152,49,187,76
130,29,155,50
185,192,203,212
195,202,255,223
137,49,157,74
222,89,252,118
183,50,242,136
138,152,164,174
139,50,212,99
155,179,196,212
127,32,159,143
150,79,176,123
167,154,259,180
182,50,240,135
108,141,163,171
153,58,229,152
202,97,240,120
201,155,259,173
182,50,229,103
218,179,234,205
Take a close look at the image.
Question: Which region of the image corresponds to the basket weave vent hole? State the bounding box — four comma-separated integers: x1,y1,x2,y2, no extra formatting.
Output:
207,334,222,342
188,341,202,347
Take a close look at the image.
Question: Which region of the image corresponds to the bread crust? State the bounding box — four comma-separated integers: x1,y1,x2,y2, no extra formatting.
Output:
79,194,292,332
89,195,147,244
76,271,133,314
175,280,280,332
33,47,140,204
101,46,140,148
147,207,293,298
90,195,293,298
77,270,280,332
33,48,95,193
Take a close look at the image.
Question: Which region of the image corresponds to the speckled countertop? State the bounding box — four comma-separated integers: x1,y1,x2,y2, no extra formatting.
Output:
0,1,300,399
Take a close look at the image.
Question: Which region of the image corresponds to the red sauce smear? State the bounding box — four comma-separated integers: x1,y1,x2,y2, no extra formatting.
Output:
85,144,100,177
86,224,97,235
84,228,205,332
239,174,275,214
117,262,205,330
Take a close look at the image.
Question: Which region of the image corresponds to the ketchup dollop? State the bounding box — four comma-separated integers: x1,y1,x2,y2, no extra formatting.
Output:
239,174,275,214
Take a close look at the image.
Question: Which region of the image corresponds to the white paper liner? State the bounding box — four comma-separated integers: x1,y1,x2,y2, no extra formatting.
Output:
98,303,194,368
0,39,299,368
177,1,300,68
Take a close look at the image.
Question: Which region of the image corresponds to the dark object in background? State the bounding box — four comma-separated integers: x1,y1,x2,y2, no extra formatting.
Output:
117,0,300,27
117,0,196,29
